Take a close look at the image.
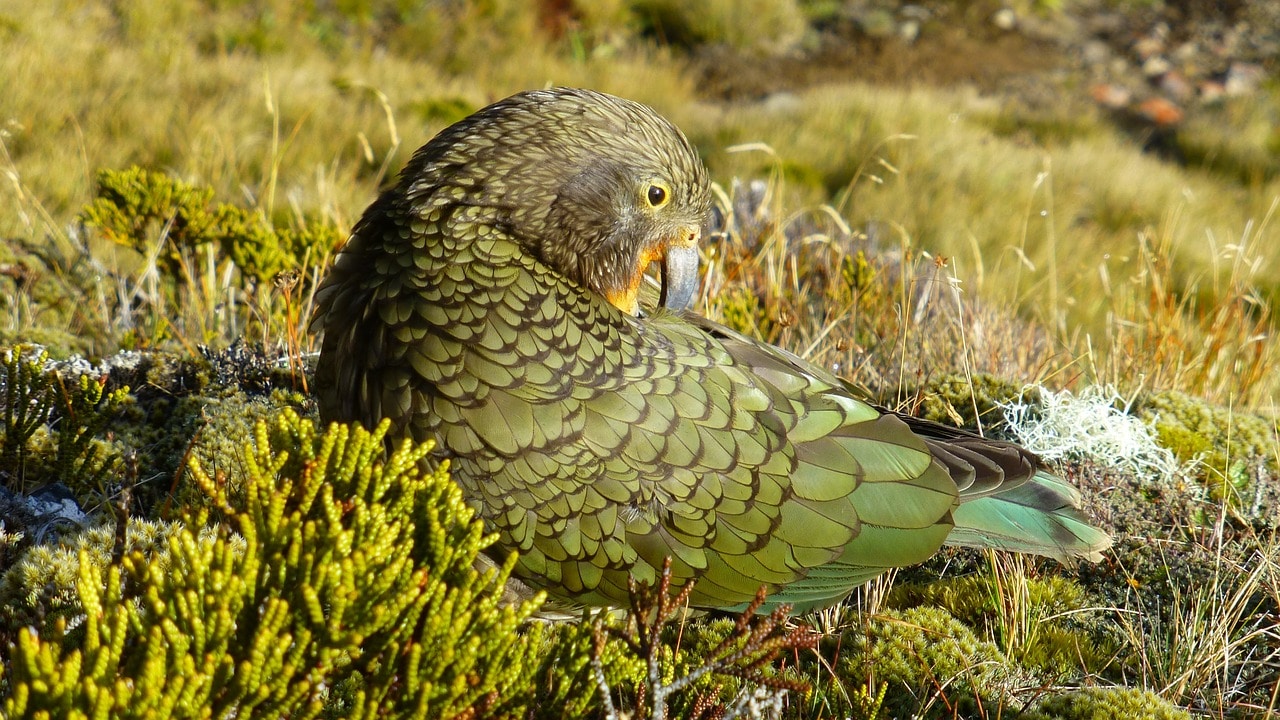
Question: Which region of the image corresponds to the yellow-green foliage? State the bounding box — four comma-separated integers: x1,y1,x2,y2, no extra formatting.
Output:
0,345,128,497
1022,687,1191,720
0,411,583,719
888,573,1114,678
81,166,340,285
839,606,1026,715
715,284,770,338
908,372,1042,430
1175,95,1280,186
520,620,645,720
0,519,177,630
1139,390,1278,508
630,0,807,52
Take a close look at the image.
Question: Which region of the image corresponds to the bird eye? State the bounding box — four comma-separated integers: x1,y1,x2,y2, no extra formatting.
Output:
646,183,669,208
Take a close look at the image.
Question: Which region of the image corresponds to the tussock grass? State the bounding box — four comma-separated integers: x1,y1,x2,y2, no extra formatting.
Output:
6,1,1280,403
3,1,1280,716
692,85,1280,364
1114,536,1280,716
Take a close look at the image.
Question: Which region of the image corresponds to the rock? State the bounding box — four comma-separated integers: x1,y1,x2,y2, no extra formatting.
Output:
2,482,90,545
1085,11,1126,37
1159,70,1195,103
1199,80,1227,103
899,19,920,43
898,4,931,21
1133,35,1164,61
857,9,896,39
1171,40,1200,63
1137,97,1184,127
1142,55,1171,77
1082,40,1111,66
1090,83,1132,109
1225,62,1265,96
992,7,1017,31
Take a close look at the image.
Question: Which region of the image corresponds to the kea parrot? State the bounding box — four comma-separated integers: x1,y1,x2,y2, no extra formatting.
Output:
312,87,1111,611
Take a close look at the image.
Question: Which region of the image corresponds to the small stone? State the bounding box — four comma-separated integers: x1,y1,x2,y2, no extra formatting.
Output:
1159,70,1195,102
1172,40,1200,63
898,5,932,20
1137,97,1184,127
857,9,896,38
1090,83,1132,109
992,7,1017,31
1199,80,1226,103
1082,40,1111,66
899,19,920,43
1085,12,1125,36
1225,62,1265,96
1133,35,1164,60
1142,55,1171,77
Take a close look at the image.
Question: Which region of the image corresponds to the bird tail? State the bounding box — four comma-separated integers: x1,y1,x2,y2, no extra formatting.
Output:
945,470,1111,563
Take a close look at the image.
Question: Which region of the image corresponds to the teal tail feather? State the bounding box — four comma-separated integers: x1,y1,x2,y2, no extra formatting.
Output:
947,471,1111,563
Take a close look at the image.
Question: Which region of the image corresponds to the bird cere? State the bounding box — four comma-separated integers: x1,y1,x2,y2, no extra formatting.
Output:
312,87,1110,611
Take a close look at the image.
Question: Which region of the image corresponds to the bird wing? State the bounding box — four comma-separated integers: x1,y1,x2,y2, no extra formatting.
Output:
316,215,961,608
314,211,1098,610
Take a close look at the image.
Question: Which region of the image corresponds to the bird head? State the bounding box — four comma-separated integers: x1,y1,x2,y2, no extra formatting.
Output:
401,88,711,315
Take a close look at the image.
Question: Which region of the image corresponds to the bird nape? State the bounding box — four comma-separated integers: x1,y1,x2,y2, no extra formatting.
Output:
312,87,1111,612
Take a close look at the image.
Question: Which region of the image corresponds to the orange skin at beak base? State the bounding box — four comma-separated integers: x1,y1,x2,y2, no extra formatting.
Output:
603,229,700,316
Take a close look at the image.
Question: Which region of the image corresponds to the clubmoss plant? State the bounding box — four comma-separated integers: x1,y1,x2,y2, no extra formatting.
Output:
80,166,340,286
0,345,128,497
0,411,568,719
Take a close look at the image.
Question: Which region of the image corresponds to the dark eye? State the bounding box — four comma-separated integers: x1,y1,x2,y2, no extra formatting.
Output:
646,184,668,207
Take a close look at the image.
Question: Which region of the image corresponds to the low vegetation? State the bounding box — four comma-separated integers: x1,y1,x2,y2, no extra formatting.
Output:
2,0,1279,718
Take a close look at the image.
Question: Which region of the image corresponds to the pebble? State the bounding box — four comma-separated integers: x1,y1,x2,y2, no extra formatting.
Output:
1090,83,1132,109
1159,70,1195,102
1142,55,1171,77
1137,97,1183,127
992,8,1017,31
1225,62,1265,95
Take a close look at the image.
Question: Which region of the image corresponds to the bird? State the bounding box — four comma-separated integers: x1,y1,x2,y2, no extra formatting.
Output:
311,87,1110,612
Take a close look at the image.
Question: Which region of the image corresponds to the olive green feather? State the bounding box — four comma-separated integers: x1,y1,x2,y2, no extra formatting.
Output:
313,87,1110,611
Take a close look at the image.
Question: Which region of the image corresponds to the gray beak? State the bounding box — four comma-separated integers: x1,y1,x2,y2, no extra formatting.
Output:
660,245,700,311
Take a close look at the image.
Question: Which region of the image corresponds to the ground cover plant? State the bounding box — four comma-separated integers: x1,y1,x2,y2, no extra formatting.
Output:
2,1,1279,717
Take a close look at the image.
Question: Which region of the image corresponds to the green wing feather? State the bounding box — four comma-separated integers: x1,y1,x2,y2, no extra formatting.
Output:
316,209,1109,611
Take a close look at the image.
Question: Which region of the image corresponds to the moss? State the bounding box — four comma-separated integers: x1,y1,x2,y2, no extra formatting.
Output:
1022,687,1190,720
0,518,178,635
838,606,1028,716
1137,390,1278,513
408,95,480,126
908,372,1043,431
888,572,1115,679
0,327,94,360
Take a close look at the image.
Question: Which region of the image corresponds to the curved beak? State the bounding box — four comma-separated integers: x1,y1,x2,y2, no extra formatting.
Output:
660,243,700,311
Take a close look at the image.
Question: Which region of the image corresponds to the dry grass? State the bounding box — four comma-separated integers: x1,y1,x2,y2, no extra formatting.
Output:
692,84,1280,366
5,1,1279,403
1113,534,1280,716
3,2,1280,716
1090,204,1279,407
